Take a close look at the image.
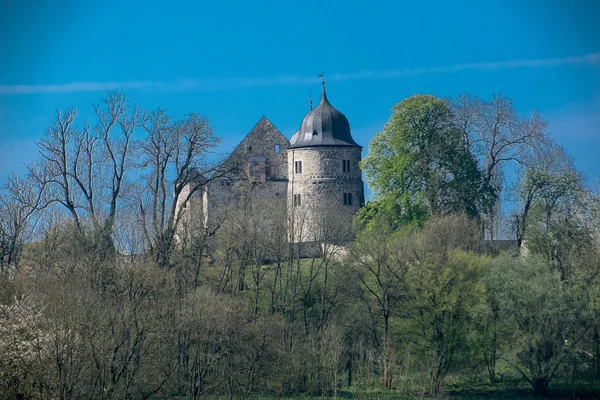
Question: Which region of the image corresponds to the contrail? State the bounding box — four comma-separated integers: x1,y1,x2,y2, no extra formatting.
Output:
1,51,598,95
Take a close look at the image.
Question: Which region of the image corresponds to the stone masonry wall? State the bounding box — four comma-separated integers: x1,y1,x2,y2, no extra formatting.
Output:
177,117,364,250
224,117,290,180
174,182,208,242
177,117,290,241
205,180,288,232
288,146,363,243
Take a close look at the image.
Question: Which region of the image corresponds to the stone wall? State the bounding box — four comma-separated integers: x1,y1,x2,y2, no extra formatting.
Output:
176,116,290,241
205,179,288,232
224,116,290,180
176,117,365,251
174,181,208,243
287,146,363,243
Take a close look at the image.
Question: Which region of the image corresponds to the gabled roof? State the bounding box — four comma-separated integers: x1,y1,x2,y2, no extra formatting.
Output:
226,116,289,160
218,116,289,177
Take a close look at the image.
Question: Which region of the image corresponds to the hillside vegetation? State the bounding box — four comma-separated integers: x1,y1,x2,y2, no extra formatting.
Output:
1,92,599,399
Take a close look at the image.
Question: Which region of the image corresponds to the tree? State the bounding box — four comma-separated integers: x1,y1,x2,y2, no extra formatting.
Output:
35,91,143,254
137,109,221,268
474,257,515,384
512,145,593,279
450,93,549,239
404,214,485,396
0,173,45,273
361,94,489,227
345,218,411,389
509,143,574,247
0,296,48,400
489,255,596,396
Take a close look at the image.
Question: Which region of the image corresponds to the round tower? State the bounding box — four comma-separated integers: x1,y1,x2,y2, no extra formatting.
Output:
288,82,363,244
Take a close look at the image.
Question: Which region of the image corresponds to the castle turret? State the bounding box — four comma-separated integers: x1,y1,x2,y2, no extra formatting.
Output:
288,82,363,244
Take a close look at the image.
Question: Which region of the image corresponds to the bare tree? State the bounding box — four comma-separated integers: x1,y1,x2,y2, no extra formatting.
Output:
137,110,221,268
509,143,577,248
346,219,411,389
0,173,45,273
450,93,549,239
35,91,143,253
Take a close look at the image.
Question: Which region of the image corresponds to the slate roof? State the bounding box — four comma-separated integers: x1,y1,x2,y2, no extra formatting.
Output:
289,84,361,149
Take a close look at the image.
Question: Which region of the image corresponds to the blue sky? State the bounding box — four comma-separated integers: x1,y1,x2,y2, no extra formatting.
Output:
1,0,599,193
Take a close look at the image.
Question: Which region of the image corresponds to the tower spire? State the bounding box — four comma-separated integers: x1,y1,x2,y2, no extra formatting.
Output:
319,72,325,95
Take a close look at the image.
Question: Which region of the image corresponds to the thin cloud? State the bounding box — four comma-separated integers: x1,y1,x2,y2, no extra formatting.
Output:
1,51,599,95
329,51,600,81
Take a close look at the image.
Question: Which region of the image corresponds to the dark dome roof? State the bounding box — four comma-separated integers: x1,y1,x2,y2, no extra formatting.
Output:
289,85,361,149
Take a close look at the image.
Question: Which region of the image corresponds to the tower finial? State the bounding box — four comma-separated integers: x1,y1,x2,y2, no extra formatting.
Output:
319,72,325,94
309,90,313,111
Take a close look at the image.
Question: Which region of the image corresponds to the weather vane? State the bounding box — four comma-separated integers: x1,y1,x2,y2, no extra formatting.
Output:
319,72,325,85
309,90,313,111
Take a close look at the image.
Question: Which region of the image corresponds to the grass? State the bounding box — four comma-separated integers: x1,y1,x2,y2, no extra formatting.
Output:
153,380,600,400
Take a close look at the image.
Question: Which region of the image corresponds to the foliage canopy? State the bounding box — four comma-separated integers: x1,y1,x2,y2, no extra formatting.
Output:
361,94,492,226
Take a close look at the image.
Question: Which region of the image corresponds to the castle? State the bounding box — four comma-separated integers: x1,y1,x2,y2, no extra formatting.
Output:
177,82,364,248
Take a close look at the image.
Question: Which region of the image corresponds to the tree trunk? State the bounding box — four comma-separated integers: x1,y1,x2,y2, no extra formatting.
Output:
347,358,353,387
533,378,549,397
383,314,392,389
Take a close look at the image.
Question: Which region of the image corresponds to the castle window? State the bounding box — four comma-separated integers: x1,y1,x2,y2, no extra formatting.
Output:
342,160,351,173
343,193,353,206
295,160,303,174
275,144,280,154
294,193,302,207
246,145,252,153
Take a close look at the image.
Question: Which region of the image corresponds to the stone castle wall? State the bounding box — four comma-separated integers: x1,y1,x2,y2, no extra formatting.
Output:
205,179,288,232
176,117,291,241
176,117,365,251
288,146,363,243
174,182,208,242
224,117,289,181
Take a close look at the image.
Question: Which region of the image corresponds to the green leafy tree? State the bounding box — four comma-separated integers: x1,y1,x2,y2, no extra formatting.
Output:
517,163,594,279
345,218,412,389
472,264,513,385
489,255,596,396
404,214,485,396
361,94,491,227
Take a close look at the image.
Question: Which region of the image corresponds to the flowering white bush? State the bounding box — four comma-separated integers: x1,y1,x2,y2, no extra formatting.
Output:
0,296,49,399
